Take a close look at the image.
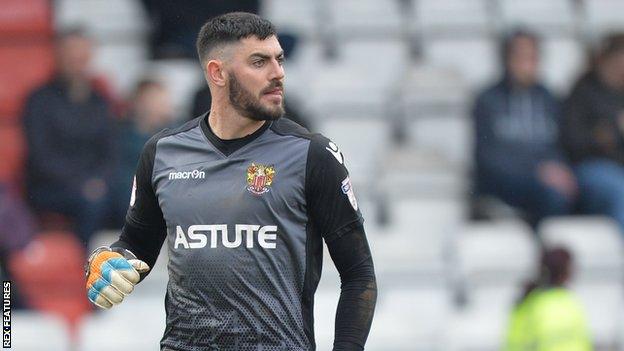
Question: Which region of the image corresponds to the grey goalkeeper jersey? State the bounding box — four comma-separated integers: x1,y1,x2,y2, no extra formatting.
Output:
124,115,364,350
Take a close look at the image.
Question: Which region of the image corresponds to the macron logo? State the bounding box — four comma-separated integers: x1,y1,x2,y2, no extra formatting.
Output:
168,169,206,180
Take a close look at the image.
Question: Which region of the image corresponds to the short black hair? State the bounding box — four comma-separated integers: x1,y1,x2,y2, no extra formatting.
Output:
500,28,540,64
196,12,277,66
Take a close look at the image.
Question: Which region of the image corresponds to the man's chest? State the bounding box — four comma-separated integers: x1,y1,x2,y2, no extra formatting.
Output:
152,144,308,227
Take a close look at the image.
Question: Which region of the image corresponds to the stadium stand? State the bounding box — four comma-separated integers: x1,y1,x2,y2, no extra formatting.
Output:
8,231,91,334
498,0,578,36
11,311,72,351
77,296,166,350
412,0,492,37
540,216,624,282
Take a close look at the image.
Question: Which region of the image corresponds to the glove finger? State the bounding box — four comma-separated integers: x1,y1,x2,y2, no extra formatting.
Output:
103,257,140,285
91,295,113,310
87,279,114,309
128,259,150,274
108,269,135,295
100,285,124,305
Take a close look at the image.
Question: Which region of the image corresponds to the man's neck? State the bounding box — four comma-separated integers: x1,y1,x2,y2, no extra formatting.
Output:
208,103,266,140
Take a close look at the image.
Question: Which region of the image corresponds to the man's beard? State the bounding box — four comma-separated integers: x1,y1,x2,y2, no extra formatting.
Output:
228,73,284,121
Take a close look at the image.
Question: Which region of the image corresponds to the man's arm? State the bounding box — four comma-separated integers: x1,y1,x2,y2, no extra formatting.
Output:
325,224,377,350
306,135,377,350
111,130,168,279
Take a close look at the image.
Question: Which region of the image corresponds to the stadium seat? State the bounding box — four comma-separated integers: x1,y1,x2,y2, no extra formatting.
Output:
571,282,623,350
7,231,91,333
413,0,491,36
399,65,469,119
0,0,52,39
313,290,340,350
369,197,465,284
54,0,148,42
0,43,54,120
499,0,576,35
406,115,473,168
444,301,508,351
584,0,624,36
307,39,409,118
539,216,624,282
11,311,72,351
367,286,453,351
77,296,166,351
451,220,539,311
317,117,391,191
422,37,499,89
541,37,585,94
326,0,405,39
92,43,149,97
377,147,468,200
0,123,25,187
261,0,321,38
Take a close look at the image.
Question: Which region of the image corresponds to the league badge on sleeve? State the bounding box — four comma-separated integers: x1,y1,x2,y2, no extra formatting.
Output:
341,176,358,211
246,163,276,195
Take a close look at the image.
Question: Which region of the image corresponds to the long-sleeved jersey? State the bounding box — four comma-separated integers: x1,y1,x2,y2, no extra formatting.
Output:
112,114,376,350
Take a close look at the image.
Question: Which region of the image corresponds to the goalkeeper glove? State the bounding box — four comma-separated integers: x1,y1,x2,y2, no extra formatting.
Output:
85,246,150,309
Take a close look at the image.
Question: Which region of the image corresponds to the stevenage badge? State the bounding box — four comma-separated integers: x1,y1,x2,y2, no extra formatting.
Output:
246,163,276,195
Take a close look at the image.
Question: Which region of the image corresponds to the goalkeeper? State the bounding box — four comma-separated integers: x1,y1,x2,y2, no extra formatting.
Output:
85,12,377,351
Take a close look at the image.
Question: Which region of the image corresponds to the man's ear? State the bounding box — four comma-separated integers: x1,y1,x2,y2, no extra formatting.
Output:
206,60,226,87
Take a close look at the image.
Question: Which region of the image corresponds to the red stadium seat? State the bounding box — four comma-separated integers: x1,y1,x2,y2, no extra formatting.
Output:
0,0,52,39
0,123,25,187
7,231,91,336
0,43,54,121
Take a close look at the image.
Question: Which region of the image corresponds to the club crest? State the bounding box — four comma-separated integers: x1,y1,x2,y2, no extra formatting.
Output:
246,163,276,195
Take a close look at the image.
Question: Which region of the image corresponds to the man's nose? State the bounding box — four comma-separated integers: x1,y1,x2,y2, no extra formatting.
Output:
268,59,285,81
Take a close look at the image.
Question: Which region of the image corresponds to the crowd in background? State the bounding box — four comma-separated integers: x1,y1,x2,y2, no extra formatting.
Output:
473,30,624,233
0,0,624,349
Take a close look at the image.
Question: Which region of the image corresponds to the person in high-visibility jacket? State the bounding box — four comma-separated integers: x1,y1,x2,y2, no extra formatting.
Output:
504,247,592,351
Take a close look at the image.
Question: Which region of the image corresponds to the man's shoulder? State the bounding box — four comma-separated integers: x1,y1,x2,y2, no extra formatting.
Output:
142,116,203,153
270,117,332,145
26,80,61,102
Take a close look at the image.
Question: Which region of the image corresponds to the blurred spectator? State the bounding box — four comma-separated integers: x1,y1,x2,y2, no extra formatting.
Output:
504,247,592,351
22,27,115,246
0,184,36,309
106,79,174,228
472,29,576,226
562,33,624,232
141,0,259,59
191,86,312,130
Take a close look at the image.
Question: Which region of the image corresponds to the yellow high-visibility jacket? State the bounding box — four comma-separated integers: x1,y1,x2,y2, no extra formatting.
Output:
504,287,593,351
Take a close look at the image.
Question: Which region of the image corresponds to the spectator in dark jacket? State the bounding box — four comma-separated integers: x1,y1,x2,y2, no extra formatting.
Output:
473,29,576,225
562,33,624,232
22,27,115,245
107,79,175,228
141,0,259,59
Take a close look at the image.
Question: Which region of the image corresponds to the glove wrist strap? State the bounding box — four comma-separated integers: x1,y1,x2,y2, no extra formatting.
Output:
85,246,139,278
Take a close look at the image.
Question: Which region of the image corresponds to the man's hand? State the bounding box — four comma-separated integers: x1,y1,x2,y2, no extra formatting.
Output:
537,161,578,199
85,247,150,309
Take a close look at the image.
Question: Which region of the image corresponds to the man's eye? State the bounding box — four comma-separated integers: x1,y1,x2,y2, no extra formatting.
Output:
277,57,285,66
253,60,265,67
